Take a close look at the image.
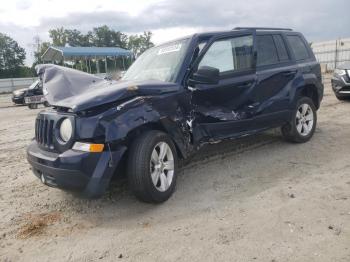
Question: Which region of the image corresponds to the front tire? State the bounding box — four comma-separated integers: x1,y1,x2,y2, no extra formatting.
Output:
127,130,178,203
28,103,38,109
281,97,317,143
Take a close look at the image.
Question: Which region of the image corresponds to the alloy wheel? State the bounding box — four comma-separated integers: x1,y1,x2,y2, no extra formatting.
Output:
150,142,175,192
296,103,314,136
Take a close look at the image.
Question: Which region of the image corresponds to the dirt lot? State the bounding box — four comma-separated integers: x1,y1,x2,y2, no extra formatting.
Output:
0,79,349,262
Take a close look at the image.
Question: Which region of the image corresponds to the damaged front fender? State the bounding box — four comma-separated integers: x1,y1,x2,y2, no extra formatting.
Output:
75,94,193,159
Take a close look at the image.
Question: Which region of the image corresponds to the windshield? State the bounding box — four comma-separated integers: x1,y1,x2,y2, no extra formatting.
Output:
122,38,190,83
28,80,40,90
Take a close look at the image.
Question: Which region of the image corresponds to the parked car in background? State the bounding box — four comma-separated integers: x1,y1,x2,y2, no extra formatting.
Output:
332,62,350,100
27,27,323,203
12,80,42,105
12,88,27,105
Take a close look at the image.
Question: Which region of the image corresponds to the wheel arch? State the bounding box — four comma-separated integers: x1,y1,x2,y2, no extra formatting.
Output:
124,120,189,160
298,84,320,109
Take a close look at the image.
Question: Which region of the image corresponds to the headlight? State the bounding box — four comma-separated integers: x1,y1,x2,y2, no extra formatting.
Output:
59,118,72,142
334,69,347,76
13,91,23,96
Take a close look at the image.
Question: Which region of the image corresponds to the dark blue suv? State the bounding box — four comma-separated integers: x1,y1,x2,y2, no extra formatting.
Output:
27,27,323,203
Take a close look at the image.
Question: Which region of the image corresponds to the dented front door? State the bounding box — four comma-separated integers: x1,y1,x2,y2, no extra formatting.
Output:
190,33,259,142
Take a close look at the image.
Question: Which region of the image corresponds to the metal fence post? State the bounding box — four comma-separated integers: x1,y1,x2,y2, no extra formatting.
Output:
11,78,14,91
96,57,100,74
334,39,338,69
105,56,108,73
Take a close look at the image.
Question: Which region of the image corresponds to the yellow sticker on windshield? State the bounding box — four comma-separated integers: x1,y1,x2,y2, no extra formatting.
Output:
157,44,182,55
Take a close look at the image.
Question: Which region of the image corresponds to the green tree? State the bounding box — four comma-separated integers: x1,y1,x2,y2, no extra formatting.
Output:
48,26,131,49
0,33,27,78
49,27,67,46
89,25,128,48
65,29,91,47
128,31,154,58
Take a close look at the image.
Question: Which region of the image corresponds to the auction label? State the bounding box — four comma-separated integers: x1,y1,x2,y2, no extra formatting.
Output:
158,43,182,55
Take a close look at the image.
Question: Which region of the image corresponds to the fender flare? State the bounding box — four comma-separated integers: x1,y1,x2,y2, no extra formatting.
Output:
295,74,323,109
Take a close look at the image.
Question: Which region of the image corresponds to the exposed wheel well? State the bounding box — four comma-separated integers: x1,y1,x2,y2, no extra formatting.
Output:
299,85,320,109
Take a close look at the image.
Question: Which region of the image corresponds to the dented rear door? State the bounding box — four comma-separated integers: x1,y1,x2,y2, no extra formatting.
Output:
252,33,297,128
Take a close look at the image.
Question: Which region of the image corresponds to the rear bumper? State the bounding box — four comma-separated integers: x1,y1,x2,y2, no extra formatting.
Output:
27,141,127,198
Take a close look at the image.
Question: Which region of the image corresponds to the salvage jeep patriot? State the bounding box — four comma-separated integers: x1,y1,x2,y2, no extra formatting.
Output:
27,27,323,203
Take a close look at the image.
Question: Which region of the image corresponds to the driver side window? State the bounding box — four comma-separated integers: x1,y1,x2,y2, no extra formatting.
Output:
198,35,253,74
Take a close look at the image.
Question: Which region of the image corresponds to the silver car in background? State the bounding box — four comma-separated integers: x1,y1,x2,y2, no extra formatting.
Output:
332,62,350,100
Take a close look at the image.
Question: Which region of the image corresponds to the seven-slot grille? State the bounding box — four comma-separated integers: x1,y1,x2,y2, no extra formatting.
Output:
35,118,54,148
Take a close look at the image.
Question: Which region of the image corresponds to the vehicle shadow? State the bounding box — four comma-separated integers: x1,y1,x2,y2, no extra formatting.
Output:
0,104,26,109
63,128,308,227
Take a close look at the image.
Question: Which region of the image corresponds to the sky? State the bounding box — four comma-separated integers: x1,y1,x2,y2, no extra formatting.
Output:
0,0,349,65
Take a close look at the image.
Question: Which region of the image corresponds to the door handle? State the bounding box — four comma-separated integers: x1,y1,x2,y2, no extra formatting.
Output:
236,81,253,88
282,70,297,77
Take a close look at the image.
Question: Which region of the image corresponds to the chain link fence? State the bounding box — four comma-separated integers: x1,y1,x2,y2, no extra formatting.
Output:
312,38,350,72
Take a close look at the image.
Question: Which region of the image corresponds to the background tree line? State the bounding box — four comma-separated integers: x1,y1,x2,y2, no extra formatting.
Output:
0,33,29,78
0,25,154,78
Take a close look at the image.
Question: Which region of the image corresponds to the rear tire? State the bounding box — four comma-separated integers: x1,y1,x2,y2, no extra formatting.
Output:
127,130,178,203
281,97,317,143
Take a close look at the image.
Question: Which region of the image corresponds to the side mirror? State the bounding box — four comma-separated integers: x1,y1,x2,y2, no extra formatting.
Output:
189,66,220,87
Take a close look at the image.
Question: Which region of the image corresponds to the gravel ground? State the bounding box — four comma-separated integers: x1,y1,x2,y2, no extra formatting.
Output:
0,79,349,262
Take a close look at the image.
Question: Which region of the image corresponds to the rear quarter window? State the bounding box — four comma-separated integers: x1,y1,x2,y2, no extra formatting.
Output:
287,35,310,61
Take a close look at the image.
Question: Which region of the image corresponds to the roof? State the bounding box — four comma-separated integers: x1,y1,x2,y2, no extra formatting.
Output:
234,27,293,31
42,46,133,61
188,27,296,41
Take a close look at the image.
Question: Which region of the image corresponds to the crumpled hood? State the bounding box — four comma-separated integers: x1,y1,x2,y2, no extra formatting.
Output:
36,64,180,112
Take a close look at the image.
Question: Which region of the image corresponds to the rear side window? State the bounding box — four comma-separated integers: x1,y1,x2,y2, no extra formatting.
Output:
287,35,310,60
273,35,289,61
256,35,279,66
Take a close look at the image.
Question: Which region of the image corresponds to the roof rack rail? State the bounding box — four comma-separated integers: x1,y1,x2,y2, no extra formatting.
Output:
234,27,293,31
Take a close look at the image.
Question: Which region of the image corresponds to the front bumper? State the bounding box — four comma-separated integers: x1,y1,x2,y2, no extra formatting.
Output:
27,141,127,198
332,75,350,96
12,95,25,104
